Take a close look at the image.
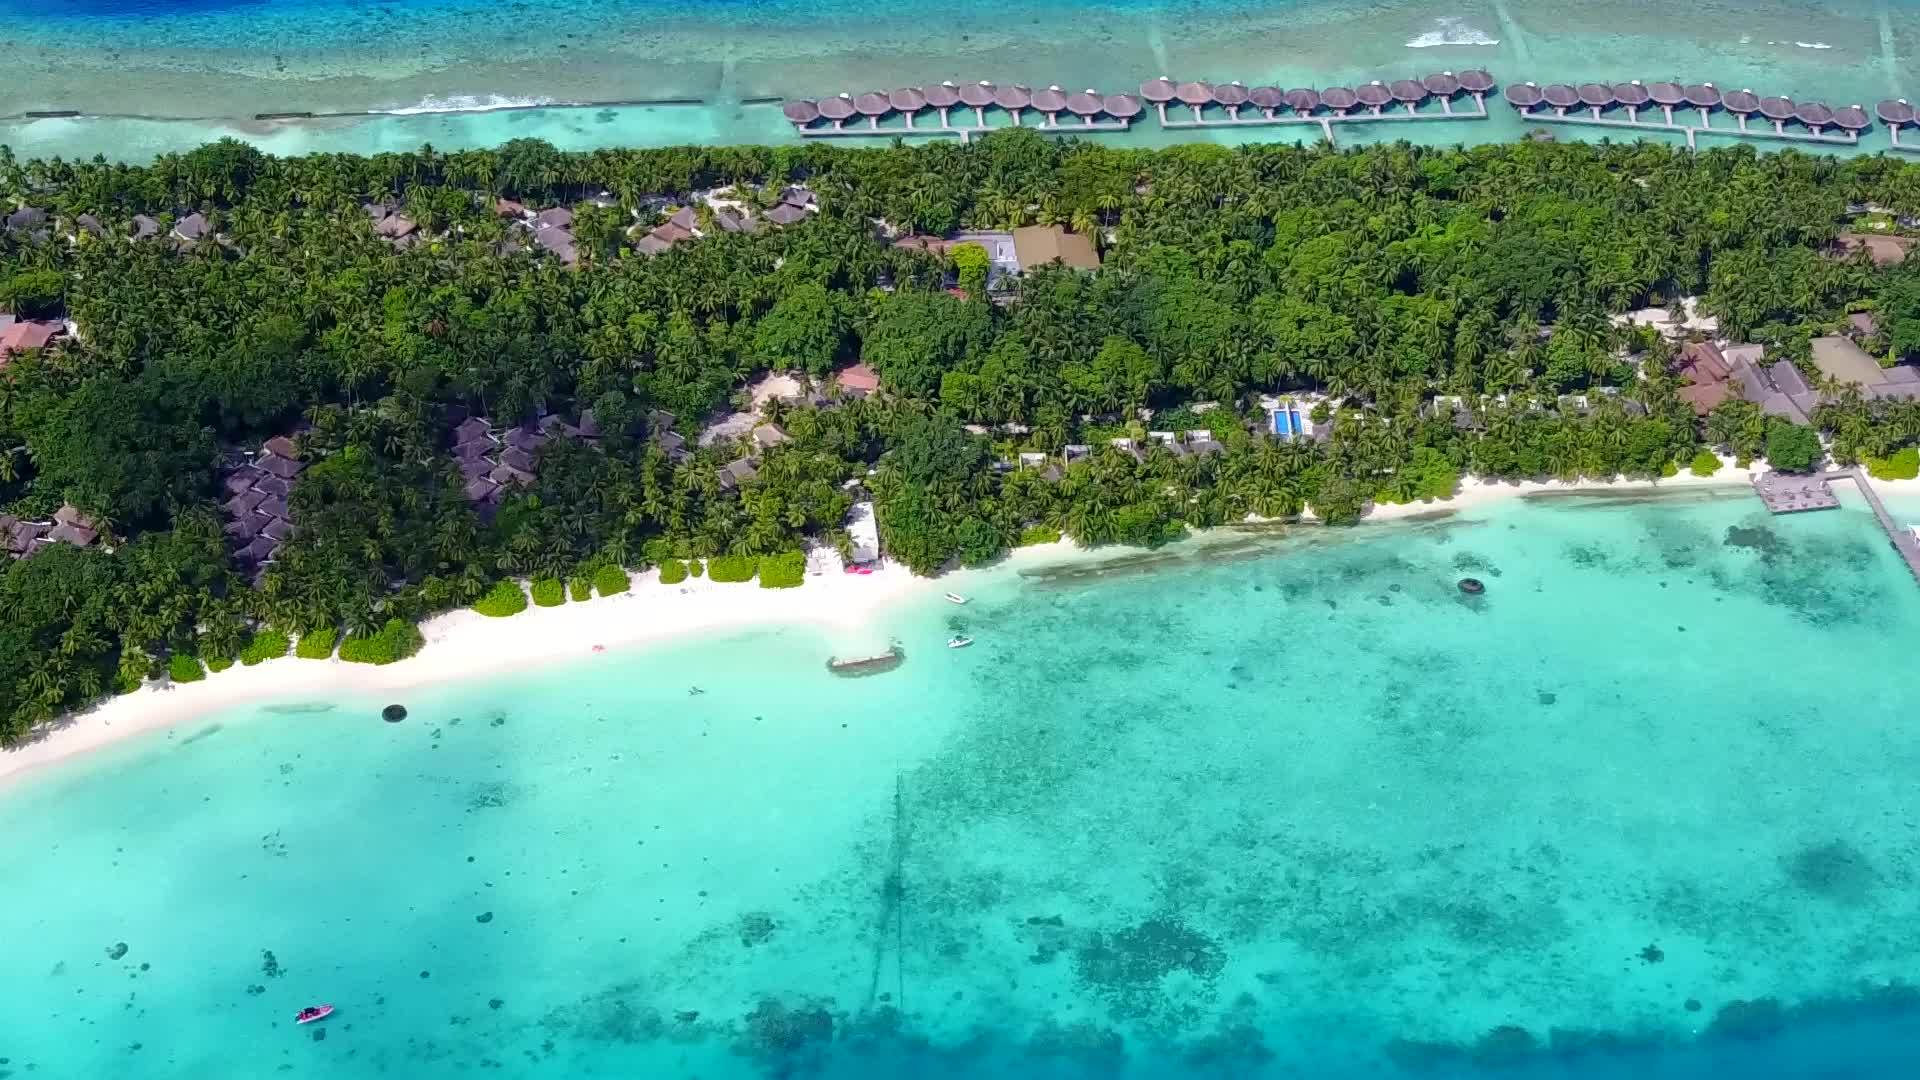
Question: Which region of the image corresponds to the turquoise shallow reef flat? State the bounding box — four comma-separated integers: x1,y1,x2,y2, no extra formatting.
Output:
0,0,1915,159
6,491,1920,1076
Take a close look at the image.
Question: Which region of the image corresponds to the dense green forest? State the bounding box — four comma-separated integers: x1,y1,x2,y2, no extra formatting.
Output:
2,131,1920,742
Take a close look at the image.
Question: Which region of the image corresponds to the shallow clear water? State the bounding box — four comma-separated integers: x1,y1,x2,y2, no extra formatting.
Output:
0,0,1914,160
6,489,1920,1077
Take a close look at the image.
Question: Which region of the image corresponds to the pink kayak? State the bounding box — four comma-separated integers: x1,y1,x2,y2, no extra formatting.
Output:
295,1005,334,1025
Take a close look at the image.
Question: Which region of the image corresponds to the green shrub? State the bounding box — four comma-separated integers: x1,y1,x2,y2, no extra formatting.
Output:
473,580,529,617
593,565,630,595
1867,446,1920,481
1689,450,1723,476
568,575,592,602
1764,419,1822,473
658,559,688,585
759,551,806,588
1660,459,1679,478
239,629,290,666
1018,524,1063,547
206,655,234,674
708,554,758,583
168,653,206,683
688,559,704,578
339,619,425,665
295,627,338,659
530,577,565,607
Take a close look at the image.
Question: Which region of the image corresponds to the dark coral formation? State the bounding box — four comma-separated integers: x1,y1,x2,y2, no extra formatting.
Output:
1783,839,1878,904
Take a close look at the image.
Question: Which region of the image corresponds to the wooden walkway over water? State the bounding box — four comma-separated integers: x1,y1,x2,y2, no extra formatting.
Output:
1754,468,1920,584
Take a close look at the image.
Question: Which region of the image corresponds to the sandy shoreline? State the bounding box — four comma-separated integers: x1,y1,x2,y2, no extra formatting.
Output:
0,459,1879,788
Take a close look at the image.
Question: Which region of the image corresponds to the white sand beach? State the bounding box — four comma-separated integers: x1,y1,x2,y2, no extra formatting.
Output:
0,559,933,788
0,458,1832,787
1359,456,1763,523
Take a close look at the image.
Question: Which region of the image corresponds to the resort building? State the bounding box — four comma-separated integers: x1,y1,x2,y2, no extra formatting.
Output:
1675,340,1821,422
845,501,882,567
1831,232,1914,266
1011,225,1101,271
834,363,882,397
1810,335,1920,400
0,318,64,363
220,434,306,581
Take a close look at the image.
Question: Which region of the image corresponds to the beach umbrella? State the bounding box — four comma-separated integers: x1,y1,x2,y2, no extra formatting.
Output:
1504,82,1543,109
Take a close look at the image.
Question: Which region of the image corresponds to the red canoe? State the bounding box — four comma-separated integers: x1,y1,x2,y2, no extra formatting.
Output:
295,1004,334,1025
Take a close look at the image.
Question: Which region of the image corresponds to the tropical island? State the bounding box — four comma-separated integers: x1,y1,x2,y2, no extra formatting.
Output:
1,131,1919,748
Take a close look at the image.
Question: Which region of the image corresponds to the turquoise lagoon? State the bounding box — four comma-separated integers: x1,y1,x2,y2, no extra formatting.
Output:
6,489,1920,1076
0,0,1917,160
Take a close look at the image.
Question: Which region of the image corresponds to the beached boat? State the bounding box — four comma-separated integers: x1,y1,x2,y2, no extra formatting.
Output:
295,1005,333,1025
944,592,967,604
948,636,973,649
826,646,904,676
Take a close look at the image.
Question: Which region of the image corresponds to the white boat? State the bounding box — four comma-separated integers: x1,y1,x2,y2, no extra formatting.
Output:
944,592,968,604
947,636,973,649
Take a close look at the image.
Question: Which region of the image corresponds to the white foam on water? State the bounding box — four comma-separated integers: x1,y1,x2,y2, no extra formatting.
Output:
1794,41,1833,50
374,93,557,116
1405,15,1500,48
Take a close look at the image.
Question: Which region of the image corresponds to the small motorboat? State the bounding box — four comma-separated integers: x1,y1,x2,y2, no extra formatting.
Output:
944,592,968,605
947,636,973,649
295,1004,334,1025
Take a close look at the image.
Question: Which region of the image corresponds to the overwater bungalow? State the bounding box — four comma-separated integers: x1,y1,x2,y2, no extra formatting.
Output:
1355,81,1393,114
1175,80,1213,121
817,93,855,130
1140,77,1176,124
1031,85,1068,126
923,82,961,127
1248,86,1284,118
992,84,1032,125
959,82,995,126
888,86,927,127
1285,88,1321,117
1213,81,1249,120
1390,79,1426,113
1320,86,1357,115
1613,81,1650,121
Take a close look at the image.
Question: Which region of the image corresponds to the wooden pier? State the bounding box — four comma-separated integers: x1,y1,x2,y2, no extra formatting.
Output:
785,71,1495,144
1753,471,1840,513
1507,81,1869,151
1755,468,1920,584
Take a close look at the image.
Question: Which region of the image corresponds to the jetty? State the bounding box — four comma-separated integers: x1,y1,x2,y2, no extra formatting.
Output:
784,70,1494,145
1505,80,1869,150
828,647,905,677
1878,99,1920,154
1755,468,1920,584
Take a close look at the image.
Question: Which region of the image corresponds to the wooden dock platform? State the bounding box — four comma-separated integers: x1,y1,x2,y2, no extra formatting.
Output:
1753,471,1840,513
1755,468,1920,584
